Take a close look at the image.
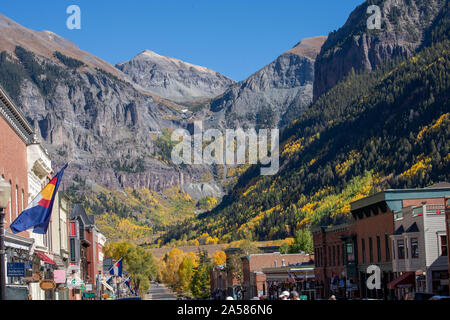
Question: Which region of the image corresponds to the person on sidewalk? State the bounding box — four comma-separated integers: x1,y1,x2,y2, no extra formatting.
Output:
280,291,290,300
290,291,300,300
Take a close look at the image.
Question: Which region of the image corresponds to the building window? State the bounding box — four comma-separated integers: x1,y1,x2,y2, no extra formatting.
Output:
333,246,336,266
392,240,395,260
346,242,355,262
15,185,18,219
411,238,419,259
376,235,381,262
48,221,52,251
369,237,373,263
22,189,25,211
8,180,12,223
337,245,340,266
440,235,448,256
385,234,390,262
361,238,366,264
70,238,76,262
328,247,332,267
398,240,405,259
321,248,324,267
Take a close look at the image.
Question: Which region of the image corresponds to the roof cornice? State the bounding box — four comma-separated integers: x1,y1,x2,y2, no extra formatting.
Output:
0,84,34,144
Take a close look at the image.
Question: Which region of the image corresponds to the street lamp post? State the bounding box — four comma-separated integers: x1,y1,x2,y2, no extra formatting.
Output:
0,178,12,300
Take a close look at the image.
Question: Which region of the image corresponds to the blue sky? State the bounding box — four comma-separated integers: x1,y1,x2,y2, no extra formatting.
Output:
1,0,364,81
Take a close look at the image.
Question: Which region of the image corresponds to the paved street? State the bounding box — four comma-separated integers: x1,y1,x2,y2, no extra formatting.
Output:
145,282,177,300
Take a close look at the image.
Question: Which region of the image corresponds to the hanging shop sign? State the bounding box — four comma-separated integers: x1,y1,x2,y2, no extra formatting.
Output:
54,270,67,284
40,280,56,291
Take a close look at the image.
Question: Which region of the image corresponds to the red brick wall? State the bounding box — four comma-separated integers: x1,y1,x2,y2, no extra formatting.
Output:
403,198,445,207
242,252,313,298
0,116,29,238
247,253,312,272
210,268,228,292
355,207,394,265
313,226,353,297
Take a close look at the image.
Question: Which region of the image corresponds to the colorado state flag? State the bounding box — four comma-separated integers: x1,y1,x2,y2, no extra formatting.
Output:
10,164,68,234
124,276,134,294
109,258,123,277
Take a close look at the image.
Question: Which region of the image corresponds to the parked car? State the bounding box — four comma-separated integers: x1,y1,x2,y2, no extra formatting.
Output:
412,292,435,300
116,296,142,300
429,295,450,300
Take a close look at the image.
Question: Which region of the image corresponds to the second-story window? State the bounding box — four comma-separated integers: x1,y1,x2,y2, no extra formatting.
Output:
411,238,419,259
337,245,340,266
361,238,366,264
385,234,390,262
398,240,405,259
440,235,448,257
332,246,336,266
369,237,373,263
15,185,18,219
346,243,355,263
377,235,381,263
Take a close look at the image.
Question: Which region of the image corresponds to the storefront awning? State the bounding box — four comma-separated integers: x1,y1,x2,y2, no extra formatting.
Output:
35,252,55,265
387,272,415,289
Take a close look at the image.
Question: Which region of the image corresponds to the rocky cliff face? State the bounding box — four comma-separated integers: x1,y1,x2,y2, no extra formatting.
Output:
0,14,211,192
313,0,446,101
19,58,208,191
207,37,326,129
0,13,327,197
116,50,235,103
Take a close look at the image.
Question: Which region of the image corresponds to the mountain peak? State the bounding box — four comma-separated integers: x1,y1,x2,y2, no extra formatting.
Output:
116,50,235,102
286,36,328,60
0,14,124,79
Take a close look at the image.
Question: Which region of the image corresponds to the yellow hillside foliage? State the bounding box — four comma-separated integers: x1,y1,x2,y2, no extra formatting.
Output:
282,137,304,157
335,151,360,177
400,157,432,179
417,113,449,141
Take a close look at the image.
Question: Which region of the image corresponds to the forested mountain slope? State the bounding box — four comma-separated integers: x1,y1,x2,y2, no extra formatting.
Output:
161,36,449,243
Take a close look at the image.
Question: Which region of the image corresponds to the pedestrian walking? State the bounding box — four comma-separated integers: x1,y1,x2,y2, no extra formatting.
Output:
290,291,300,300
280,291,290,300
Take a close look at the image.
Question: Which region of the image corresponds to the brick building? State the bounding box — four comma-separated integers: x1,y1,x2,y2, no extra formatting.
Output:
0,84,35,299
241,252,313,299
390,201,448,297
262,260,316,299
68,204,106,300
351,184,450,299
312,184,450,300
210,246,313,300
446,196,450,295
312,222,358,299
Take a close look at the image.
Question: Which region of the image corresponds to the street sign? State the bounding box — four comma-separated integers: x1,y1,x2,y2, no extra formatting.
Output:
7,263,25,277
67,277,84,289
